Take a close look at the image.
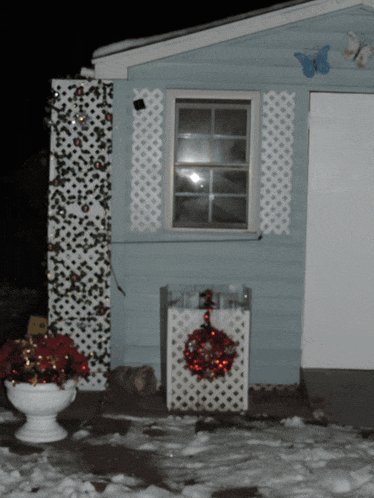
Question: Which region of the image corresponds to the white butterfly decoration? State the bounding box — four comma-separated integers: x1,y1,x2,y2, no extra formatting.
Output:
344,31,374,68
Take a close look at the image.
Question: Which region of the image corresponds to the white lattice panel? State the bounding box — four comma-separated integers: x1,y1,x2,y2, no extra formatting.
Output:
58,320,109,390
260,91,295,235
167,308,249,412
130,88,295,235
48,79,112,390
131,89,164,231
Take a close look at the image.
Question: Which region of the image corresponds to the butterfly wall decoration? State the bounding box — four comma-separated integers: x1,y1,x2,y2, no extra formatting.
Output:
344,31,374,68
294,45,330,78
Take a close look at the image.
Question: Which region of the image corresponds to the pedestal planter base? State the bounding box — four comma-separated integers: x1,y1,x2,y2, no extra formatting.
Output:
5,379,77,443
15,414,68,443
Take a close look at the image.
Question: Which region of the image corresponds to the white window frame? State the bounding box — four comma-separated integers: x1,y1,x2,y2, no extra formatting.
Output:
165,89,261,232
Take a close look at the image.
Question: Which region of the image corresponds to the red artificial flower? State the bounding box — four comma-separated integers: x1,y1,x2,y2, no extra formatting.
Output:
38,334,74,355
52,356,68,371
0,341,22,378
70,349,90,369
37,357,52,371
34,344,52,359
0,332,90,385
74,362,89,375
0,341,17,360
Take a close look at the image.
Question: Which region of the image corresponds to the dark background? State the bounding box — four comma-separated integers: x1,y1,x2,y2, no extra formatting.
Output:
1,2,282,295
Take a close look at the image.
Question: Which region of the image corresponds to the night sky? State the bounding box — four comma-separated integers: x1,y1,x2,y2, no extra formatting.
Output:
7,2,287,172
2,1,284,290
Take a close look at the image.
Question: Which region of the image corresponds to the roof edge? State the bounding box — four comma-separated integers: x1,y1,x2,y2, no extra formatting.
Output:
90,0,374,79
92,0,310,60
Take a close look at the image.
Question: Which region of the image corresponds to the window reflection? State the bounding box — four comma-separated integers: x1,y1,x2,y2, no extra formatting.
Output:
177,138,246,165
173,99,251,229
175,168,210,193
213,171,247,194
174,196,209,223
215,109,248,136
213,139,247,164
176,138,212,163
212,197,247,224
178,108,211,134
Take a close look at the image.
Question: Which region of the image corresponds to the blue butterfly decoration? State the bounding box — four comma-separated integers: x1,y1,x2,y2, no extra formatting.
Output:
294,45,330,78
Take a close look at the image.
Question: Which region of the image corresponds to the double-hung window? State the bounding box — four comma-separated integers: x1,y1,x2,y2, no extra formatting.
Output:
166,90,260,232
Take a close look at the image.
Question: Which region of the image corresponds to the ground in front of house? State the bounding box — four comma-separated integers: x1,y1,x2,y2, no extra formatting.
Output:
0,388,374,497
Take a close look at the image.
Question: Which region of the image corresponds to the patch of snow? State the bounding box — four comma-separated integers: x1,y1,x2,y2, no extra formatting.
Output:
181,484,214,498
103,482,133,496
72,429,90,440
138,443,158,451
102,413,155,423
111,474,143,486
87,432,129,446
181,432,211,456
137,484,178,498
281,416,305,427
1,414,374,497
313,409,326,421
313,465,373,494
0,411,22,422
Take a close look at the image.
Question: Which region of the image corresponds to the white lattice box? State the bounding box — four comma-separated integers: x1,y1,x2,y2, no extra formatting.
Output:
167,308,250,412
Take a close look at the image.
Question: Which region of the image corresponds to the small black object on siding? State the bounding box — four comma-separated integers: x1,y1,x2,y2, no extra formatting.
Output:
133,99,146,111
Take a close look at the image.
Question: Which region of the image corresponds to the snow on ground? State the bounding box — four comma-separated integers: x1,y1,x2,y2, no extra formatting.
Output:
0,410,374,497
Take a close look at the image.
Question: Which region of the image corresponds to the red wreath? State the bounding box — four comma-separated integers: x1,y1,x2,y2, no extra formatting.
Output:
183,290,238,381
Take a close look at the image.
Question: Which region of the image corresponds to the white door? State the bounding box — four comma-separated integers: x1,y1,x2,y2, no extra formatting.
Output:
302,92,374,369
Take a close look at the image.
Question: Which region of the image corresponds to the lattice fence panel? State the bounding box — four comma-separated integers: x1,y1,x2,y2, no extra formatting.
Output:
167,309,249,411
48,79,113,390
131,88,164,231
59,320,109,390
260,91,295,235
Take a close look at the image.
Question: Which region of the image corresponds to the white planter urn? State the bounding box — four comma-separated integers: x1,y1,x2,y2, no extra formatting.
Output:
4,379,77,443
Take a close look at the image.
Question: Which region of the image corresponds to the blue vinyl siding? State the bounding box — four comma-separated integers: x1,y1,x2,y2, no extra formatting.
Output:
109,4,374,383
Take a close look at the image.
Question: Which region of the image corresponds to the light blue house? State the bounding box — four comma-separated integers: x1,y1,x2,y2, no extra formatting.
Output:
48,0,374,418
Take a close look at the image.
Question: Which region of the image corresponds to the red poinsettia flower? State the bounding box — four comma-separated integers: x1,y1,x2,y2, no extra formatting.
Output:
0,341,22,378
48,356,65,371
0,332,90,385
74,362,90,375
37,357,52,371
34,344,52,359
70,350,89,366
38,334,74,355
0,341,21,362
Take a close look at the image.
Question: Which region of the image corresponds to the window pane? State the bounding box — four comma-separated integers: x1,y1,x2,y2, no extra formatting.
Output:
215,109,248,136
212,197,247,224
172,97,255,230
178,108,211,134
213,170,247,194
213,139,247,164
175,168,210,193
176,137,213,163
174,196,209,224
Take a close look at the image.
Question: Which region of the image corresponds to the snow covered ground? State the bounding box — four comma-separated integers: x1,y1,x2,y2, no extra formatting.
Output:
0,410,374,497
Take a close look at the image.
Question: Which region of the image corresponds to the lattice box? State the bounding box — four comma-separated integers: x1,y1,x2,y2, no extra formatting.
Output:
167,308,250,412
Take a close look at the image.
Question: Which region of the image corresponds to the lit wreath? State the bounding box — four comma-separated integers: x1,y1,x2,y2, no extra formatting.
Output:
183,326,238,381
183,290,238,381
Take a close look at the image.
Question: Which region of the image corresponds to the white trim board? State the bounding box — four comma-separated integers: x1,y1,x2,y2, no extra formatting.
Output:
92,0,374,79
